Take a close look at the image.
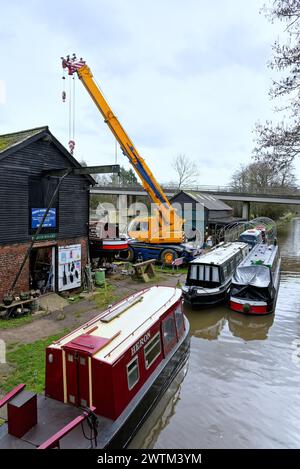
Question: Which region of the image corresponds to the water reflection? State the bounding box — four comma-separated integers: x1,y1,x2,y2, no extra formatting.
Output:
227,311,274,341
133,218,300,449
129,363,188,449
186,304,274,342
186,306,226,340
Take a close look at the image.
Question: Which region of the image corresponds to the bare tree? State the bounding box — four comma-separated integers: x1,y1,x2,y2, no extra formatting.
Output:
231,161,297,193
230,160,298,218
254,0,300,168
172,154,199,189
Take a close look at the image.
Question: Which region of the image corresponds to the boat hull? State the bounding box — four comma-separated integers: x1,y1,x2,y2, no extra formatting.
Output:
103,317,190,448
229,298,274,315
183,284,230,308
0,319,190,449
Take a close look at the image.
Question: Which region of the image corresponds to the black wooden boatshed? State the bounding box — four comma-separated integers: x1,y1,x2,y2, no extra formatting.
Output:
0,126,95,302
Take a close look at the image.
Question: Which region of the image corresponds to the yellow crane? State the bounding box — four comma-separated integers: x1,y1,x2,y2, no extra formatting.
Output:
62,54,195,265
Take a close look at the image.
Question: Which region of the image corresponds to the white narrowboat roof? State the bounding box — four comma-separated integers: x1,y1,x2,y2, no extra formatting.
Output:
190,242,249,266
49,286,181,365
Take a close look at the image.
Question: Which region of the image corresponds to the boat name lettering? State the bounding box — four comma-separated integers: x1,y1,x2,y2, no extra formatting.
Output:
131,331,151,356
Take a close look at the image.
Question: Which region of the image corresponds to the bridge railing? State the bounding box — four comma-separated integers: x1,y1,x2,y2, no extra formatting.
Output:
92,183,300,197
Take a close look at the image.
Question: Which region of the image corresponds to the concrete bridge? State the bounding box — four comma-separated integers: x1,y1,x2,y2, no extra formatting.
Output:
90,185,300,219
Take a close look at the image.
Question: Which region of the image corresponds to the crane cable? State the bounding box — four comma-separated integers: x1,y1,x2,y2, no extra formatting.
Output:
62,71,76,155
72,76,76,145
68,74,72,143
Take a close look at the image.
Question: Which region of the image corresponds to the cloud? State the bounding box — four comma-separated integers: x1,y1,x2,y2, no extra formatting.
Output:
1,0,297,185
0,81,6,104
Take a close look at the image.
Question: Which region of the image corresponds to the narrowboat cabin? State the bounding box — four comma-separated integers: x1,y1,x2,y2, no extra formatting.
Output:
182,242,250,307
0,286,189,449
238,229,263,249
230,243,281,315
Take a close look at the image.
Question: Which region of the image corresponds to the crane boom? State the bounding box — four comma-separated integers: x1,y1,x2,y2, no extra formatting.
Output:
61,55,183,243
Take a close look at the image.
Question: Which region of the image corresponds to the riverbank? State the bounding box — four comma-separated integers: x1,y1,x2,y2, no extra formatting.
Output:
276,212,295,232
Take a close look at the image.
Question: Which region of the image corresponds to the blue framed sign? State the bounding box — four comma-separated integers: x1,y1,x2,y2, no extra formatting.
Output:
31,208,56,229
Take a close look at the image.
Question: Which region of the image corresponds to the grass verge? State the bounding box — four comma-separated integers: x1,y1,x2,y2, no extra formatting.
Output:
154,265,188,275
0,329,69,395
93,284,123,308
0,314,33,330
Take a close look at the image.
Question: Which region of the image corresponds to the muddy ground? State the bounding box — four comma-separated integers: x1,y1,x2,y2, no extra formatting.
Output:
0,272,185,347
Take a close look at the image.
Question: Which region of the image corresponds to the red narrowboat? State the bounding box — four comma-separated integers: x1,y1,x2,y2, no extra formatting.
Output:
0,286,190,449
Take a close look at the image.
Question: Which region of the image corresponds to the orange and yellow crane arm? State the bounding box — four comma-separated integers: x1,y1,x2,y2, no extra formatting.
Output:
61,54,183,237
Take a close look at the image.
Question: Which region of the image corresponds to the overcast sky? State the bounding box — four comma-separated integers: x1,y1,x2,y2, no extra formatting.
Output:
1,0,298,185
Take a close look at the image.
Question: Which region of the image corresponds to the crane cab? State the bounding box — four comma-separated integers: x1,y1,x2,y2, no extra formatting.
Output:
128,216,183,244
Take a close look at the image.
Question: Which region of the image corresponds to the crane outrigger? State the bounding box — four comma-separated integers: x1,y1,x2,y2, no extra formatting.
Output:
61,54,198,264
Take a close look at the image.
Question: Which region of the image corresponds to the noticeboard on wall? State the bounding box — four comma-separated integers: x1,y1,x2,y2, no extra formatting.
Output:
58,244,81,292
31,208,56,229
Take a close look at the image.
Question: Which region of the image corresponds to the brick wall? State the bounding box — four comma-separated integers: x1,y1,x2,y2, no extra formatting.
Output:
0,242,30,301
0,237,88,302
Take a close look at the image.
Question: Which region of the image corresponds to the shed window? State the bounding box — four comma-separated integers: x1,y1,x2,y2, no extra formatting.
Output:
28,176,59,234
162,314,177,354
127,356,140,390
144,332,162,369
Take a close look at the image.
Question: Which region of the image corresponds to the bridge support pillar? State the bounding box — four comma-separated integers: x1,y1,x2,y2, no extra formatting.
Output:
128,194,137,206
242,201,250,220
118,194,128,234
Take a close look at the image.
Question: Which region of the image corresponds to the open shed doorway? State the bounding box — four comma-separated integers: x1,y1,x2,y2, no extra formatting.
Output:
29,246,55,294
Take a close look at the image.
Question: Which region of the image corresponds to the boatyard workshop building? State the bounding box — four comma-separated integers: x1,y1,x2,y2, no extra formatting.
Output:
170,190,236,239
0,126,95,302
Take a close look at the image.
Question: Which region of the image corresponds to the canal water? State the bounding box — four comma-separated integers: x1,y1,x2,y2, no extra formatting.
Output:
130,218,300,449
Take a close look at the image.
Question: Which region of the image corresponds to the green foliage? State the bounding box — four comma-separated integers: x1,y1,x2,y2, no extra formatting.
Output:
0,315,34,330
110,166,139,187
93,284,122,308
0,330,69,394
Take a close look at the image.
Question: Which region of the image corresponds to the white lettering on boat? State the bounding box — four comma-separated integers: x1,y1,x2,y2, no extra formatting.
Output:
131,331,151,356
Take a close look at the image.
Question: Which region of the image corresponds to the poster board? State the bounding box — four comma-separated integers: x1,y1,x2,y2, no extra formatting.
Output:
58,244,81,292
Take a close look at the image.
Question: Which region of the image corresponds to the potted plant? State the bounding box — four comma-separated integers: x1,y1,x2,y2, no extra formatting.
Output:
20,291,29,301
3,294,13,306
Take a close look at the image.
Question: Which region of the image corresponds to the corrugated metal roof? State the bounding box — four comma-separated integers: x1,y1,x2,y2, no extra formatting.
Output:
0,126,47,153
179,191,232,211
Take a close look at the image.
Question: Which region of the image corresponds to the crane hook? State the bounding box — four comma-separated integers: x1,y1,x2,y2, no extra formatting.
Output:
68,139,75,155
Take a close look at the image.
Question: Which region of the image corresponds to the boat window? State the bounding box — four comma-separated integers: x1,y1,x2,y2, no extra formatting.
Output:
187,263,221,287
204,265,210,281
144,332,162,370
190,265,198,280
127,356,140,390
175,306,185,337
212,266,219,283
222,263,229,280
162,314,177,354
